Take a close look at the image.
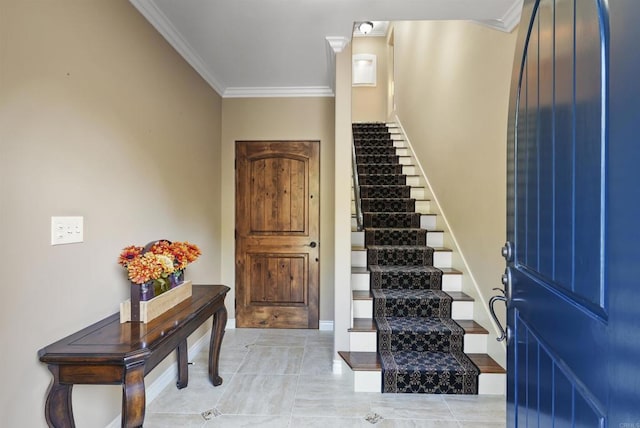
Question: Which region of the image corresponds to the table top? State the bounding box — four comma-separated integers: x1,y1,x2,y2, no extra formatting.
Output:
38,284,230,365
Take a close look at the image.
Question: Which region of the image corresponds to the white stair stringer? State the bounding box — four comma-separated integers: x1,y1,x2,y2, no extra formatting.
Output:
346,122,505,395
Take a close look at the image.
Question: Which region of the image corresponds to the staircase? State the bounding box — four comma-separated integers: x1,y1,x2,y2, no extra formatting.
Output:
339,122,505,394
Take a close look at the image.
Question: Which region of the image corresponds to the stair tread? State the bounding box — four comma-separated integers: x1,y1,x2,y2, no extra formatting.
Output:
350,318,377,331
350,318,488,334
467,354,506,373
339,351,504,374
363,227,442,232
445,291,474,301
352,228,443,233
360,184,423,188
367,245,434,250
351,266,461,275
352,245,452,252
368,265,441,274
356,198,430,202
352,213,436,218
338,351,381,371
454,320,489,334
353,290,473,302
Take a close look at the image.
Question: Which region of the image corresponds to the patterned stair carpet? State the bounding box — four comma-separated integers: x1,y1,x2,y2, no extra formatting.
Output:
353,123,479,394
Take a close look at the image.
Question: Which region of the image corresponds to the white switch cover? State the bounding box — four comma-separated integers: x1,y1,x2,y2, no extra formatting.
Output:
51,216,84,245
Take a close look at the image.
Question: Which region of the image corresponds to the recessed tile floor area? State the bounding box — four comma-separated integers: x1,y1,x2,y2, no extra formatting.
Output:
145,328,506,427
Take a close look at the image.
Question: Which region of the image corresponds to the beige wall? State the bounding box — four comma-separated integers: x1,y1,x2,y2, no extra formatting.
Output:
220,98,335,323
0,1,222,427
351,37,388,123
333,43,353,366
393,20,517,364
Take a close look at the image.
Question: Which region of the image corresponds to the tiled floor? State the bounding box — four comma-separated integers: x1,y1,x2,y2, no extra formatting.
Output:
145,328,506,427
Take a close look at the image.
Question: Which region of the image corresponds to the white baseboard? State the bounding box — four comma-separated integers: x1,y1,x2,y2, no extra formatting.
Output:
333,359,343,374
319,320,334,331
227,318,333,331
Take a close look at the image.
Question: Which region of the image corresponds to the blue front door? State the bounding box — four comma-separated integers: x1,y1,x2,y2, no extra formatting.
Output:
506,0,640,425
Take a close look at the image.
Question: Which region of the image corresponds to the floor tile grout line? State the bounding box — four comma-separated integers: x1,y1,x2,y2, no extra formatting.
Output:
145,328,506,427
289,342,304,428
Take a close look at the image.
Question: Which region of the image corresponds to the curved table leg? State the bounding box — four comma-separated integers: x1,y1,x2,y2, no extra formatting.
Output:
122,363,145,428
176,339,189,389
208,305,227,386
45,365,75,428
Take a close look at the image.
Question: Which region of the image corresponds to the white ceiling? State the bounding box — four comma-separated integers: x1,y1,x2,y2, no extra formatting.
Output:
130,0,522,97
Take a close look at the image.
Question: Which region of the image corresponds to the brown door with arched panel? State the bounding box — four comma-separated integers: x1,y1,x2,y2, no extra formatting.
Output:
235,141,319,328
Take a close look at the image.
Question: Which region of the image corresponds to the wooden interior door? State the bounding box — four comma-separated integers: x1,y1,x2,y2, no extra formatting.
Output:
235,141,319,328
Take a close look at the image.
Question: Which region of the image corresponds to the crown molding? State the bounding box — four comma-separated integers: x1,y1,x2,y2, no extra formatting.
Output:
473,0,523,33
324,36,350,92
325,36,350,53
129,0,226,95
352,31,386,38
223,86,335,98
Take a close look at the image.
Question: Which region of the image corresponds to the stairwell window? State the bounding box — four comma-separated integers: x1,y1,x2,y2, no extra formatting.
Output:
352,54,377,86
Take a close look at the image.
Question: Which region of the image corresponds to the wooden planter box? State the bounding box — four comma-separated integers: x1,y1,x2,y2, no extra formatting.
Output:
120,280,192,323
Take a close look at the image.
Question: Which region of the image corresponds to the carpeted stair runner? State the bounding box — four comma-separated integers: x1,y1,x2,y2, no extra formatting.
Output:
353,122,479,394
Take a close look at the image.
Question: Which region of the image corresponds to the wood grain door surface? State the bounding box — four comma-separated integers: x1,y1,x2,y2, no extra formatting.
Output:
235,141,319,328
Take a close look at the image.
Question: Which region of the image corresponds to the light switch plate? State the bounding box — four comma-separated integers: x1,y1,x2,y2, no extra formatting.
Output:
51,216,84,245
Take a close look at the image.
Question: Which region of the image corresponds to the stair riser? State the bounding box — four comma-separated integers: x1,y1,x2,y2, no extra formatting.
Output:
352,248,451,268
402,165,416,175
349,331,377,352
411,188,426,199
350,370,505,395
367,248,434,267
352,214,436,230
351,200,430,214
478,373,506,395
351,231,364,246
351,271,461,292
351,250,366,268
351,230,443,248
349,331,488,353
353,300,473,319
421,215,436,230
406,176,422,186
433,251,452,268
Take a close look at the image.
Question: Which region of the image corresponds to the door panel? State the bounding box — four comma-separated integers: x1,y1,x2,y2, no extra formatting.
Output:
248,254,306,304
250,157,306,232
505,0,636,426
508,0,640,425
517,0,605,311
236,141,319,329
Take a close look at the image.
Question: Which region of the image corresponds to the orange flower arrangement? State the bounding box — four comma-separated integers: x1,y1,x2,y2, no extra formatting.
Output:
118,240,201,286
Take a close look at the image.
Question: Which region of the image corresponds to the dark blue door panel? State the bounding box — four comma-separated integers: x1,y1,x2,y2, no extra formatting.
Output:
514,311,606,426
607,0,640,423
507,0,640,425
516,0,605,313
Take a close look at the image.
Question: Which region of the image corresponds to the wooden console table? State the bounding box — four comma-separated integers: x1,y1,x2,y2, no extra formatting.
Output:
38,284,230,428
